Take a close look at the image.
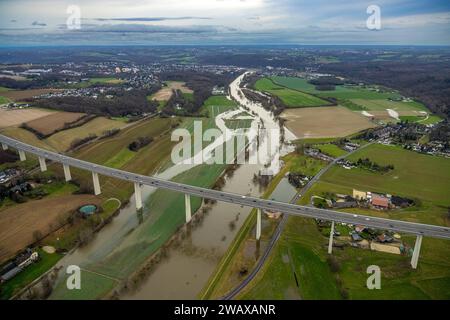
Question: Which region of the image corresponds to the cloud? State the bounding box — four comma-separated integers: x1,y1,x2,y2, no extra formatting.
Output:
31,21,46,27
72,23,225,34
92,16,212,22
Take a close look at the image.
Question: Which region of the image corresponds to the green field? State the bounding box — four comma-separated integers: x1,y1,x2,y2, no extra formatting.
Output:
49,98,249,299
0,96,10,104
400,115,443,125
64,77,124,89
103,148,136,169
420,115,443,125
314,144,347,158
203,95,237,107
45,117,128,152
0,249,63,300
240,217,342,300
270,76,401,100
201,153,327,299
254,78,329,108
271,76,318,93
322,144,450,207
236,143,450,300
318,89,401,100
88,77,123,85
350,99,428,112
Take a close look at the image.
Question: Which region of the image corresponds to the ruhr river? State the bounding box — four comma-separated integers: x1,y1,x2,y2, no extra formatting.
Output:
48,72,295,299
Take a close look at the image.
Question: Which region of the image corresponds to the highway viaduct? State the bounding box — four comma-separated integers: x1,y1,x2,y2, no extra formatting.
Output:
1,134,449,269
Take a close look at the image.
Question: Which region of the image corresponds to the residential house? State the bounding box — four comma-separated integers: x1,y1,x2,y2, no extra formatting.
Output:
353,189,367,200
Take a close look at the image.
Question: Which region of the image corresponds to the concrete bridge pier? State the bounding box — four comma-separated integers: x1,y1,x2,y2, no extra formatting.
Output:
134,182,143,211
1,143,8,150
92,172,101,195
38,156,47,172
18,149,26,161
411,235,423,269
63,164,72,182
185,194,192,223
256,209,262,240
328,221,335,254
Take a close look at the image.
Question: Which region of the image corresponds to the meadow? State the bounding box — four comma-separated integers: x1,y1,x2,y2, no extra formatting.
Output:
25,112,86,136
201,153,327,299
254,78,329,107
271,76,401,100
223,143,450,300
322,143,450,207
0,96,10,104
49,98,245,299
270,76,443,123
45,117,127,152
0,108,55,128
314,143,347,158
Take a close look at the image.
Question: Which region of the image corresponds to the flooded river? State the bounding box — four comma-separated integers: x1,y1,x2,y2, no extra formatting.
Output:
48,72,295,299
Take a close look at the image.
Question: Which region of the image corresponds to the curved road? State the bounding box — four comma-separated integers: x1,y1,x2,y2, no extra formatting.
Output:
221,143,367,299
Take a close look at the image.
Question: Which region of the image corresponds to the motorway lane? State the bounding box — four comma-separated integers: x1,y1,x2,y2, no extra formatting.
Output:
1,134,449,240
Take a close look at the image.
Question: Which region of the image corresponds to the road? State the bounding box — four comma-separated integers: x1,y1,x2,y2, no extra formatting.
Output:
1,134,449,241
221,143,370,299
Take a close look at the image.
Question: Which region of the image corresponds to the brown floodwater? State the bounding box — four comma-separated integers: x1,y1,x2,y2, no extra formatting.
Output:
121,162,265,299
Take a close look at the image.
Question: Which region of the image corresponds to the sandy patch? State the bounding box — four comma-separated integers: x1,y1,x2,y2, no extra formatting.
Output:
370,242,401,255
152,81,193,101
362,111,374,117
42,246,56,254
387,109,400,121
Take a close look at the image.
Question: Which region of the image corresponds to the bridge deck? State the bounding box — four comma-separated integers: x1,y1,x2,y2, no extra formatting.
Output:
1,134,449,240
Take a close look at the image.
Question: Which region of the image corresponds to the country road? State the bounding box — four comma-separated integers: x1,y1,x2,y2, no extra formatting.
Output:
221,142,374,299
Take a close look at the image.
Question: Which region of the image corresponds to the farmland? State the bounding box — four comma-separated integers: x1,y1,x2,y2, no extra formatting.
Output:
45,117,127,152
0,115,179,299
151,81,193,102
254,78,329,108
1,89,63,101
271,76,401,100
64,77,125,89
322,144,450,207
49,100,246,299
240,144,450,300
0,194,101,264
314,143,347,158
201,153,327,299
1,116,129,153
281,106,376,139
88,77,123,85
58,117,178,201
24,112,86,136
350,99,427,112
0,248,63,300
0,96,10,104
269,76,443,122
0,108,56,128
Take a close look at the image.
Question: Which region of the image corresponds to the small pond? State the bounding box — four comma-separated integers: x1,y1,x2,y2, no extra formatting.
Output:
79,204,97,216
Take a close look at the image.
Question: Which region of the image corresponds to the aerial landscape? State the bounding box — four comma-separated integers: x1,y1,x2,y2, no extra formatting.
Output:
0,0,449,309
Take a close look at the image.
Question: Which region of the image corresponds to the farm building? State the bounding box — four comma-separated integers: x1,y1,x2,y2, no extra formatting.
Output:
371,195,389,209
353,189,367,200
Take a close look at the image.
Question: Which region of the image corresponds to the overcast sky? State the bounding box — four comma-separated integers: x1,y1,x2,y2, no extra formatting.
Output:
0,0,449,46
